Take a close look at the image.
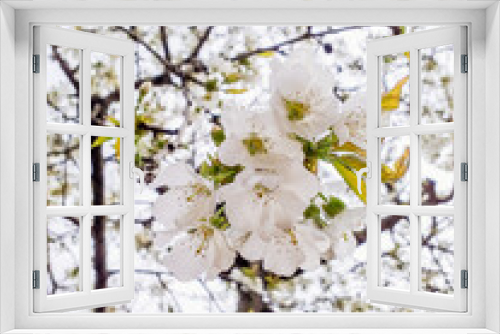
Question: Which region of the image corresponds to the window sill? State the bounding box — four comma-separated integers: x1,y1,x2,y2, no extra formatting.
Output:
4,329,498,334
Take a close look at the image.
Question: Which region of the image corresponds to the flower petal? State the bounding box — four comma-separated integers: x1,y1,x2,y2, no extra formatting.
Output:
163,234,208,281
295,224,330,271
263,234,304,277
152,163,199,188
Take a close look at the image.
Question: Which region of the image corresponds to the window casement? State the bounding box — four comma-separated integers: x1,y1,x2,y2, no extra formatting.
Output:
29,25,468,315
33,26,138,312
365,26,467,312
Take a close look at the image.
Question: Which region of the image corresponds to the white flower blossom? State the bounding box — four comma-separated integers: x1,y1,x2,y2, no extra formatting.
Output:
151,46,369,281
335,93,367,149
219,106,303,168
152,163,236,281
152,163,215,231
232,223,330,277
324,207,365,260
270,48,341,141
220,162,319,234
163,227,235,281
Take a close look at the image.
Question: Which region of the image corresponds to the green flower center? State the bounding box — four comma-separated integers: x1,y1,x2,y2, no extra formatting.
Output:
242,133,268,156
253,183,272,198
284,99,310,121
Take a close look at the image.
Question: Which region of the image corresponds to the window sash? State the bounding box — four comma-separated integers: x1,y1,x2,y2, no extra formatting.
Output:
32,26,136,312
366,26,468,312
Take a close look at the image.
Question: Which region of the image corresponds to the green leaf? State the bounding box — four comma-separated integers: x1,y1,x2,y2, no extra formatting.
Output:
303,203,327,228
199,156,243,186
205,79,218,92
304,203,321,219
210,128,226,147
322,196,346,218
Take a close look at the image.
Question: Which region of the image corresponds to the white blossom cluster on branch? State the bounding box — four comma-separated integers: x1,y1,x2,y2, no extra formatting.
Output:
153,47,366,281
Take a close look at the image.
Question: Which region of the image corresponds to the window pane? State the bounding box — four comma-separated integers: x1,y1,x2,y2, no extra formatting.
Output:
380,52,410,127
47,216,80,295
46,45,80,124
91,52,122,127
380,136,410,205
91,215,122,290
380,215,410,291
421,216,454,295
91,136,121,205
420,45,454,124
421,132,454,206
47,133,81,206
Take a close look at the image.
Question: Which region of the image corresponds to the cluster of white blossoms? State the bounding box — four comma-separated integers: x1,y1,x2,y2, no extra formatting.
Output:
153,48,366,281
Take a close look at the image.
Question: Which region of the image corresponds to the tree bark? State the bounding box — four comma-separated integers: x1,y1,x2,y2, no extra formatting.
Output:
91,144,107,312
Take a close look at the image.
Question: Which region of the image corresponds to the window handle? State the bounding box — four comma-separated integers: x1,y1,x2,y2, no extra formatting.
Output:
129,162,145,194
355,162,371,194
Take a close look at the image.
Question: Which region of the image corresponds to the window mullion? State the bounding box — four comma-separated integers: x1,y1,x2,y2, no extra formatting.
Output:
82,48,91,209
82,213,92,293
409,47,420,294
82,48,92,295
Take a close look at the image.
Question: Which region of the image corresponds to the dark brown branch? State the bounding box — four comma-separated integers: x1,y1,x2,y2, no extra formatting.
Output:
51,45,80,93
184,26,214,64
230,26,364,62
159,26,171,62
136,122,179,136
112,26,205,87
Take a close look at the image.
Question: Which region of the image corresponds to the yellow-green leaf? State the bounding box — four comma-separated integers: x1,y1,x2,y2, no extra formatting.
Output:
223,72,242,84
381,76,409,111
332,159,366,204
114,138,121,160
225,88,248,94
91,136,112,149
381,147,410,183
107,116,120,127
336,155,366,172
332,142,366,158
257,51,275,58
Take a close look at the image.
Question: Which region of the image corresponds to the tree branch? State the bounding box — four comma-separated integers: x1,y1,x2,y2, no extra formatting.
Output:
230,26,364,62
159,26,171,62
184,26,214,64
112,26,205,87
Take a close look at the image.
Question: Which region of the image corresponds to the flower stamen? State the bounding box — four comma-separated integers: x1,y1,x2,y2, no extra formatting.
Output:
286,229,298,246
284,99,310,121
195,225,214,255
242,133,268,156
186,183,211,202
253,183,272,199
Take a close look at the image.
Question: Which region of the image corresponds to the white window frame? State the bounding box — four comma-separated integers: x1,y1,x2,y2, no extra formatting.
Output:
32,26,136,312
366,26,467,312
1,2,499,333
